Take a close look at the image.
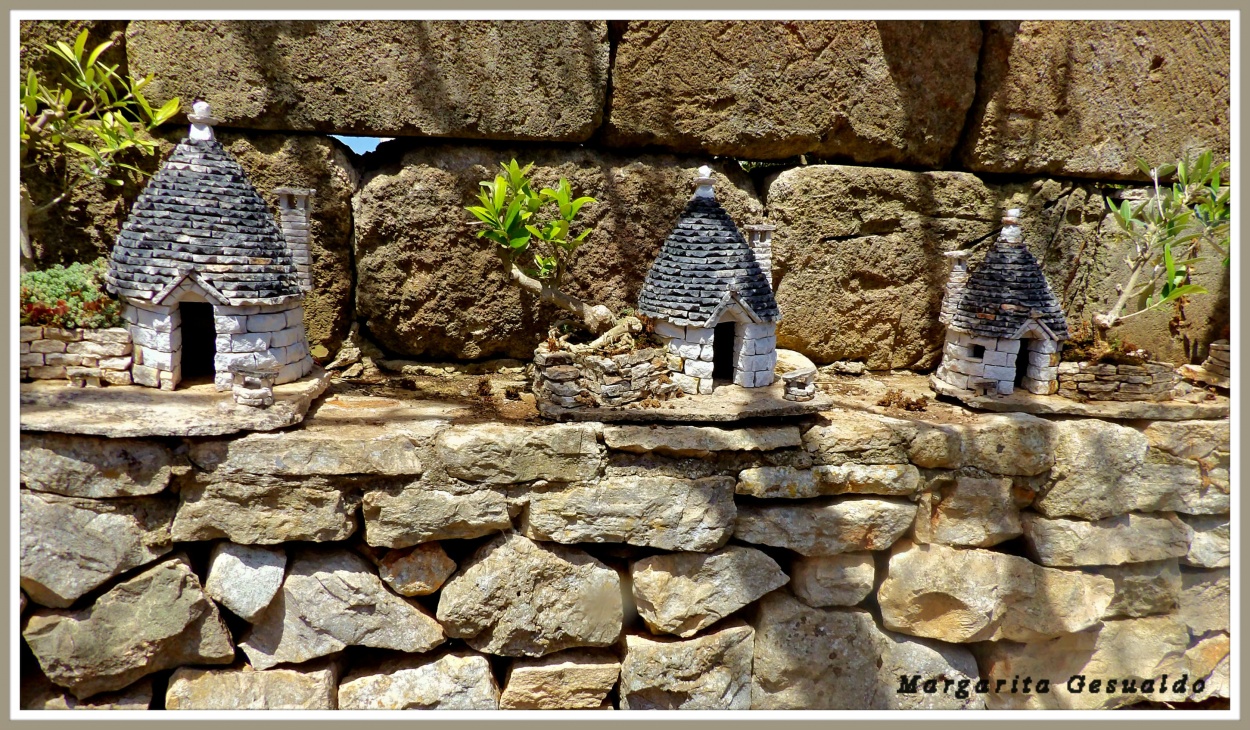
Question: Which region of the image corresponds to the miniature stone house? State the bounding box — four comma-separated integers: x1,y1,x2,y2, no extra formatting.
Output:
932,209,1070,397
106,101,314,391
637,167,780,394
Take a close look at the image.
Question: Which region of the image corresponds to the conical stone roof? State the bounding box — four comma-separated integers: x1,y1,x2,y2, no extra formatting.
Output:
107,136,301,306
637,180,778,328
950,217,1069,341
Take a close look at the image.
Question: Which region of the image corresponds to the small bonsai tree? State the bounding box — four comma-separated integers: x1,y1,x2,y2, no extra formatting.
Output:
1094,150,1230,337
19,29,180,270
465,160,641,350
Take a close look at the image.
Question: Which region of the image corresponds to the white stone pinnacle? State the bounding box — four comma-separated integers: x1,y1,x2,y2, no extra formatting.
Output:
694,165,715,198
188,100,217,141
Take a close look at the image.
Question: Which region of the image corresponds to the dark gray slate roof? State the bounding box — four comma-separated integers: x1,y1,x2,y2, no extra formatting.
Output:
637,195,779,327
950,239,1069,340
107,137,301,305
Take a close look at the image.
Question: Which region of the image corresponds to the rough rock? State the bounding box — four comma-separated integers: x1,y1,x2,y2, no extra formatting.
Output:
875,630,986,710
523,475,735,551
204,542,286,622
20,490,175,608
1022,512,1192,567
171,472,358,544
20,433,176,498
376,542,457,596
353,146,762,361
22,556,234,699
958,413,1056,476
1179,513,1229,568
877,540,1113,643
619,621,754,710
974,614,1228,709
603,424,802,457
129,21,608,142
1036,418,1224,520
500,650,621,710
1177,568,1229,636
20,675,152,710
907,424,964,469
436,533,622,657
1140,419,1230,460
362,484,512,547
913,475,1023,548
766,166,999,369
188,428,423,477
1082,559,1181,619
750,591,983,710
240,549,445,670
801,409,913,464
606,21,981,165
166,661,338,710
789,553,875,608
338,653,499,710
736,464,919,498
734,497,915,556
630,546,788,637
961,21,1230,180
435,422,602,484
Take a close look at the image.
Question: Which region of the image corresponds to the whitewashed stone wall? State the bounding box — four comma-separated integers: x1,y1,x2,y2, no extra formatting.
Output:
19,326,133,386
654,318,777,394
933,329,1059,396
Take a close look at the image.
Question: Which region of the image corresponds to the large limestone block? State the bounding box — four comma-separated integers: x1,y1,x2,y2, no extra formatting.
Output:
362,484,512,548
22,556,234,699
436,533,622,657
1083,559,1181,619
1022,512,1192,567
188,428,423,477
619,621,754,710
1140,419,1230,461
1179,513,1229,568
166,661,338,710
802,409,914,465
204,542,286,622
20,675,152,710
913,475,1023,548
877,540,1113,643
606,21,981,166
766,166,999,369
435,422,602,484
750,591,984,710
734,497,915,556
789,553,875,608
20,433,175,498
961,21,1230,180
20,490,175,608
736,464,919,498
338,653,500,710
1037,419,1224,520
128,21,608,141
523,475,736,552
354,146,761,360
239,549,445,670
630,546,788,637
603,424,802,457
1177,568,1229,636
171,472,358,544
959,413,1056,476
500,650,620,710
974,615,1228,709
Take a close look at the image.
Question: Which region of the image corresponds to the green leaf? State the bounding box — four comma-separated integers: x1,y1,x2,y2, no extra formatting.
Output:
1136,158,1153,178
72,30,89,63
1156,163,1176,179
86,40,113,68
152,97,180,125
63,141,101,160
508,235,531,250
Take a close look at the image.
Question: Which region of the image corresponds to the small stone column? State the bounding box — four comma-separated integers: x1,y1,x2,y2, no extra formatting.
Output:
939,250,971,326
275,187,315,292
743,224,776,288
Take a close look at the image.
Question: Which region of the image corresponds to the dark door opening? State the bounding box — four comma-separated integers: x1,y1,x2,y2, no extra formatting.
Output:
1014,340,1032,386
179,302,217,384
712,321,737,381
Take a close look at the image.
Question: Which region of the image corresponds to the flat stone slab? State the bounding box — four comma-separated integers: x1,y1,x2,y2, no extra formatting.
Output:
538,383,832,423
929,374,1228,421
19,370,332,438
1179,364,1230,390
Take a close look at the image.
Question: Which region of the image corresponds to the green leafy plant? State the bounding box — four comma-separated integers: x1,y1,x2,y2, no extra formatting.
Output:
1095,150,1231,335
20,257,123,329
465,160,637,344
19,29,180,270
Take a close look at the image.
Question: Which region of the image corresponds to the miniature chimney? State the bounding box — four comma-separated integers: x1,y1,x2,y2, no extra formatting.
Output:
999,208,1024,245
187,100,217,141
274,187,316,292
743,224,776,288
693,165,716,198
939,250,971,326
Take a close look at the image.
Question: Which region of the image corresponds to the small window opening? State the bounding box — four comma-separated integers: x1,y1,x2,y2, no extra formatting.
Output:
712,322,737,381
971,344,986,360
179,302,217,384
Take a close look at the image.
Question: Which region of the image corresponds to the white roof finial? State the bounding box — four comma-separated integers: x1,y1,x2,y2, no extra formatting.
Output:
188,100,218,141
693,165,715,199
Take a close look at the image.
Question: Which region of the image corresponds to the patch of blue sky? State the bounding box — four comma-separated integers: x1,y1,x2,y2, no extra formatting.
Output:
331,135,393,155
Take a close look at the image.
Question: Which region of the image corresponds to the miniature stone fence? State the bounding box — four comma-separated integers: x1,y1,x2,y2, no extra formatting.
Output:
532,342,681,409
19,326,133,386
18,401,1229,710
1057,361,1179,402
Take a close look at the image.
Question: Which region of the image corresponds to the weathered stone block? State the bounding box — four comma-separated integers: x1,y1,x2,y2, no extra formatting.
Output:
500,650,620,710
630,546,787,637
20,432,176,498
914,475,1023,548
619,622,754,710
166,661,338,710
338,653,499,710
204,542,286,622
734,497,915,556
603,424,801,457
1022,512,1193,567
363,485,511,547
436,422,602,484
171,472,358,544
789,552,875,608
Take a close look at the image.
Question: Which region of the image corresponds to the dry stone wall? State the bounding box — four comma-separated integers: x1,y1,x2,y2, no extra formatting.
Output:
18,402,1229,710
